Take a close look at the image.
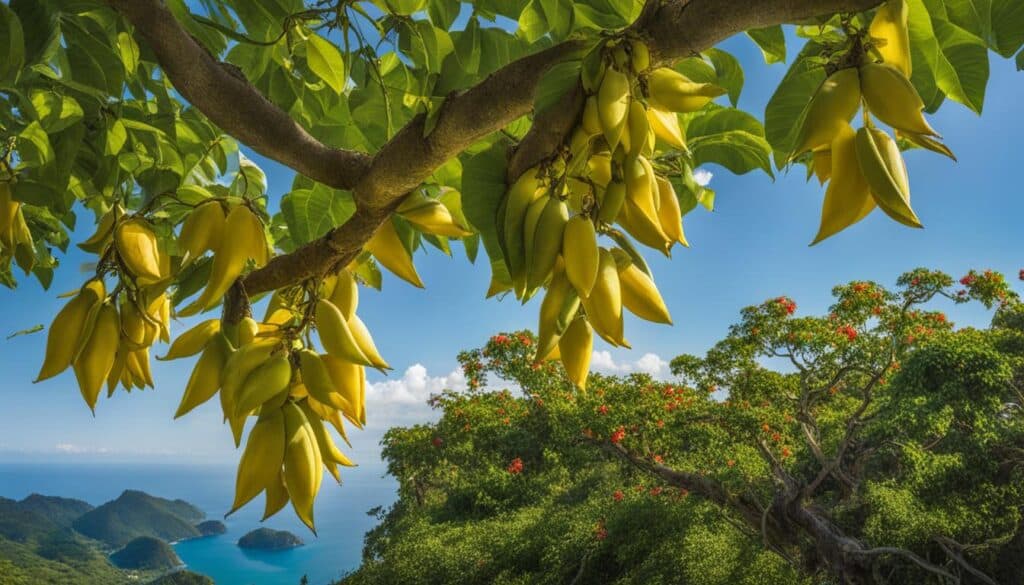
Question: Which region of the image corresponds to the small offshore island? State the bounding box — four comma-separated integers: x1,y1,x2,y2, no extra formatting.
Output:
237,527,304,551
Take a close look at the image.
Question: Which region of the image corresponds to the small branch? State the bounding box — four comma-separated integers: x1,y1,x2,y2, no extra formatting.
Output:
933,537,1000,585
850,547,960,583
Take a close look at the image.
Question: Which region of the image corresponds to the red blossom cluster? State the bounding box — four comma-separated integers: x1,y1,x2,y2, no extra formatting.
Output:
610,426,626,444
612,490,624,502
776,296,797,315
432,436,443,448
597,404,609,415
507,457,523,475
837,325,858,341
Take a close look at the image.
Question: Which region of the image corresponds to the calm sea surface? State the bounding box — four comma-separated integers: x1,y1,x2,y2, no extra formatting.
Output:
0,461,397,585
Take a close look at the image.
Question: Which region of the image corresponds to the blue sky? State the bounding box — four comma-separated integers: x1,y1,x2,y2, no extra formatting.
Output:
1,31,1021,471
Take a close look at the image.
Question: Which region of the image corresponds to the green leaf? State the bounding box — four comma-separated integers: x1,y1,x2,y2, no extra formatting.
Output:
685,107,774,178
230,154,267,199
747,26,786,65
461,141,513,288
306,33,346,94
704,48,744,106
0,2,25,86
907,0,990,114
763,42,826,166
518,0,574,43
1016,47,1024,70
28,91,84,134
6,324,43,340
385,0,429,16
279,184,356,247
991,0,1024,57
16,122,53,169
10,0,58,67
534,60,581,117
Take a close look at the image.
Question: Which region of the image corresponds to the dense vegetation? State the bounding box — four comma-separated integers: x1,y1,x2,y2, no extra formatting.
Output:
72,490,205,548
109,536,182,571
237,527,305,551
342,269,1024,584
147,571,214,585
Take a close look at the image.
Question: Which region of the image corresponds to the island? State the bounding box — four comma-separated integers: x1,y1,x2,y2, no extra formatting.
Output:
109,536,182,570
195,520,227,537
237,527,304,551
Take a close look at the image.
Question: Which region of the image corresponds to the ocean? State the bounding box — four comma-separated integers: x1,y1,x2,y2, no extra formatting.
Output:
0,460,397,585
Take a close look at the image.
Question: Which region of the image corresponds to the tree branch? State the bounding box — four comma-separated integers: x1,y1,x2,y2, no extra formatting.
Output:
108,0,372,191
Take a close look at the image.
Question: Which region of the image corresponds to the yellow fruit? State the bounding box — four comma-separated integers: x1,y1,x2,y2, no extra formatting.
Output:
563,216,599,297
588,155,612,188
535,267,580,362
855,127,922,228
597,67,631,152
348,314,389,370
812,148,833,185
160,319,221,361
647,68,725,113
869,0,911,77
366,218,423,288
618,262,672,324
229,406,286,515
237,316,260,347
282,403,322,534
897,130,956,161
298,350,348,411
598,180,627,224
647,108,686,150
627,100,654,158
580,248,625,346
178,205,260,316
115,219,162,281
859,63,937,136
298,400,355,470
625,156,658,218
629,39,650,73
0,182,18,246
220,339,279,418
581,96,602,136
78,205,121,254
315,300,372,366
72,303,120,411
503,167,543,291
174,333,231,418
618,198,672,256
328,269,359,320
813,124,876,244
526,198,569,290
655,176,687,247
178,200,226,265
234,354,292,417
36,280,105,382
559,317,593,390
791,68,862,159
398,192,471,237
262,470,289,521
321,354,363,426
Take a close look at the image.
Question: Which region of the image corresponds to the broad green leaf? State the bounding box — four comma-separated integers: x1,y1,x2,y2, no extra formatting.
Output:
0,2,25,86
534,60,581,117
705,48,744,106
17,121,53,169
306,33,346,94
461,141,513,288
1017,47,1024,70
763,42,826,166
279,184,356,247
685,107,773,178
117,31,140,74
518,0,574,43
231,154,268,199
10,0,56,67
106,119,128,156
747,26,786,65
29,91,84,134
991,0,1024,57
385,0,429,15
907,0,989,114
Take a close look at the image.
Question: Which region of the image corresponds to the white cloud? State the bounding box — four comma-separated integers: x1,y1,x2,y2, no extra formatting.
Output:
366,364,466,405
590,351,671,379
693,168,714,186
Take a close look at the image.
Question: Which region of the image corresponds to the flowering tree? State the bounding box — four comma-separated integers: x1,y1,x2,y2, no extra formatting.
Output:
349,269,1024,584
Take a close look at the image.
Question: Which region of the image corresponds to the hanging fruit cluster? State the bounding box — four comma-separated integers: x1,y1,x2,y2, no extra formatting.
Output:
0,180,36,275
794,0,956,243
498,37,724,389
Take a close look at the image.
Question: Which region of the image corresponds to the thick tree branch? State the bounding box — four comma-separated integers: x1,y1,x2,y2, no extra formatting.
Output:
108,0,372,191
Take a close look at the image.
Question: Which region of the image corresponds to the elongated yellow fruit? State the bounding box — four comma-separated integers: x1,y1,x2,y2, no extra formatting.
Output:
298,350,349,412
536,268,580,362
813,124,876,244
655,176,687,247
859,63,937,136
598,67,631,152
526,198,569,290
134,348,154,388
366,218,423,288
521,196,549,286
630,40,650,73
283,403,322,534
178,200,226,265
316,299,373,366
588,155,612,188
647,108,686,150
619,262,672,324
72,303,120,411
299,400,355,469
321,355,363,426
897,130,956,161
160,319,221,361
220,339,278,418
869,0,911,77
262,470,289,521
598,180,627,224
791,68,861,159
115,219,162,281
813,148,833,185
580,249,625,346
625,156,659,221
647,68,725,113
0,182,18,245
178,205,257,316
563,216,599,297
36,280,105,382
174,333,232,418
234,354,292,417
329,270,359,321
229,407,286,515
559,317,593,390
237,316,260,347
348,314,389,370
627,100,654,158
856,127,922,228
240,205,269,268
78,205,121,254
618,198,672,256
581,96,602,136
504,168,544,294
398,195,471,238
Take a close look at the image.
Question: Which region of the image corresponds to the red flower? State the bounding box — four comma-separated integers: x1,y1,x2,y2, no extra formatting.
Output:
432,437,444,447
771,432,782,442
595,528,608,541
656,419,664,428
649,487,663,496
761,423,770,433
837,325,857,341
613,490,624,502
726,459,736,468
960,274,976,286
597,404,609,415
872,306,882,316
652,454,663,464
610,426,626,444
781,447,792,459
507,457,523,475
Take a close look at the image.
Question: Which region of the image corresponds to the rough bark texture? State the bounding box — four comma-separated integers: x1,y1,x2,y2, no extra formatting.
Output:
109,0,883,313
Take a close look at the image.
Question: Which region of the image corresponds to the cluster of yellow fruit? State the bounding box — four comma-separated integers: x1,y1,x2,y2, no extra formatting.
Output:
0,181,36,274
364,189,471,289
499,38,721,388
795,0,955,243
36,213,173,411
163,267,375,532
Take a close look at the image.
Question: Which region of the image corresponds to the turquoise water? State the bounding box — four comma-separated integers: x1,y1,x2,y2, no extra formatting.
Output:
0,461,396,584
